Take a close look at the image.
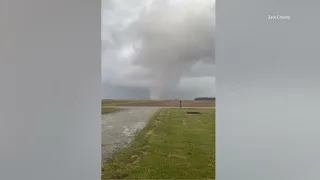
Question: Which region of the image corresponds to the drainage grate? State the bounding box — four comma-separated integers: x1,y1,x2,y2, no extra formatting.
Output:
186,112,201,114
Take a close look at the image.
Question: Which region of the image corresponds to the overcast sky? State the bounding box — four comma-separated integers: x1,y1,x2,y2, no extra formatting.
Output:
101,0,215,100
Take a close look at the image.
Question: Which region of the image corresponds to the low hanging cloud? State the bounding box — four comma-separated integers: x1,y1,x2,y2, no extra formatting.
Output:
102,0,215,100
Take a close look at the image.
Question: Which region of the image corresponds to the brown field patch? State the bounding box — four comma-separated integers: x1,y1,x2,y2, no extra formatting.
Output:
102,99,215,107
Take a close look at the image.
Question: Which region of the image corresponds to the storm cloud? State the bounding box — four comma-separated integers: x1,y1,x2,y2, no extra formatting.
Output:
102,0,215,100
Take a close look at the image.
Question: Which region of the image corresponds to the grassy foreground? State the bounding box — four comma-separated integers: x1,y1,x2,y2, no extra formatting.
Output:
101,107,124,114
101,108,215,179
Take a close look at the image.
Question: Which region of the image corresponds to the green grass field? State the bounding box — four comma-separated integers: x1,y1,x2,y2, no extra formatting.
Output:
101,100,155,106
101,108,215,179
101,107,124,114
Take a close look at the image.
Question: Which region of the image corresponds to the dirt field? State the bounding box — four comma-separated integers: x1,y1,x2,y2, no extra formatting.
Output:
102,99,215,107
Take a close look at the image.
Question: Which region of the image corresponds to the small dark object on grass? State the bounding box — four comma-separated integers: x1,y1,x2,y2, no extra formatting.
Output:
186,112,201,114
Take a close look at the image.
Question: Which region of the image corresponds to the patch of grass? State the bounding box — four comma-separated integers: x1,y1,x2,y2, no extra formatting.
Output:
101,100,135,106
101,108,215,179
101,107,124,114
101,99,161,106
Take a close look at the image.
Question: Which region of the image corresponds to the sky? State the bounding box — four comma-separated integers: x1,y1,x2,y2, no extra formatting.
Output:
101,0,215,100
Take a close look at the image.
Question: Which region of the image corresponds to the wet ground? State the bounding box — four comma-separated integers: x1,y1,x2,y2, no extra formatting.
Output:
101,107,160,160
101,106,215,160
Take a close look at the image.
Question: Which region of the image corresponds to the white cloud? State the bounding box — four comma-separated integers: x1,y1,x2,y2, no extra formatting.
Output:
102,0,216,99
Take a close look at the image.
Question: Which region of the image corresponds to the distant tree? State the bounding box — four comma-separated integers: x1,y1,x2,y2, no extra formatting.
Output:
194,97,215,100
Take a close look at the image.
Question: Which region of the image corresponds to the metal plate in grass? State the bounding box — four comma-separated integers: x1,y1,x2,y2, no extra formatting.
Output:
186,112,201,114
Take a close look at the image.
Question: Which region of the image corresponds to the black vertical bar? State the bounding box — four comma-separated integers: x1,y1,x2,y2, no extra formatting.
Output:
180,100,182,108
